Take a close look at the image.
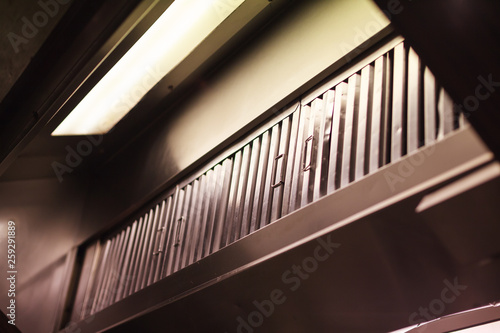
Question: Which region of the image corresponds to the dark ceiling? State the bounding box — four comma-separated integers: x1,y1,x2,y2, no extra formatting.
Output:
0,0,145,182
0,0,68,181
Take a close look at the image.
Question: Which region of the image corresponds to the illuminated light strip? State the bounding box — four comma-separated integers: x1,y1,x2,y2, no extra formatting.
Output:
53,0,245,136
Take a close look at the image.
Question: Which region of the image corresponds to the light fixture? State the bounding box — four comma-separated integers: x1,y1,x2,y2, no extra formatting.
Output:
52,0,245,136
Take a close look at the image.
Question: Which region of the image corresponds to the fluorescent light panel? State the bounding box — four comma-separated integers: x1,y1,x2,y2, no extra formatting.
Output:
53,0,244,136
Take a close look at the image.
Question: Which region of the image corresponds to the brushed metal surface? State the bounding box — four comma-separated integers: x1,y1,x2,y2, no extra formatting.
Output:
270,117,290,222
67,127,494,333
250,133,270,234
438,87,455,138
129,216,145,295
407,47,421,153
186,179,202,267
149,202,165,282
231,144,251,242
356,65,372,180
213,159,233,252
369,55,385,173
170,189,186,275
341,73,360,187
391,42,406,162
153,199,169,282
423,67,437,146
122,219,142,299
96,235,118,312
109,173,500,333
90,240,110,314
223,151,241,248
173,188,191,273
135,211,152,292
116,220,136,302
300,105,314,206
178,184,195,270
112,225,131,303
329,81,348,192
260,123,281,227
164,187,181,277
78,242,100,319
241,139,260,238
73,39,476,317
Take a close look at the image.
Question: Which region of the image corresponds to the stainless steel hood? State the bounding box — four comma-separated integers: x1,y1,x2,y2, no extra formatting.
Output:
64,125,500,332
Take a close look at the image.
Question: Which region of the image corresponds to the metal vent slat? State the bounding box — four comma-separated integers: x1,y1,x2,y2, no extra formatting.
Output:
289,106,306,211
260,123,281,227
271,116,291,222
439,87,455,138
281,109,301,216
100,230,124,310
356,65,372,180
208,164,224,256
212,158,233,252
164,187,181,277
249,133,270,234
89,240,110,315
391,43,406,162
231,144,251,243
177,184,193,270
369,55,386,173
131,215,147,294
194,175,208,259
115,222,135,303
222,150,241,247
311,98,326,201
407,47,421,153
124,218,140,297
121,218,142,299
300,104,314,206
168,187,185,274
423,67,437,146
173,184,191,273
185,179,201,266
112,226,131,304
200,168,215,257
341,73,360,187
330,81,348,193
79,242,100,318
240,138,261,238
146,204,162,286
135,213,151,292
141,208,158,289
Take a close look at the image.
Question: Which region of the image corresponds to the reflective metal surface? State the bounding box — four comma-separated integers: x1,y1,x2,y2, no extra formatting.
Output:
66,127,495,332
72,40,471,319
